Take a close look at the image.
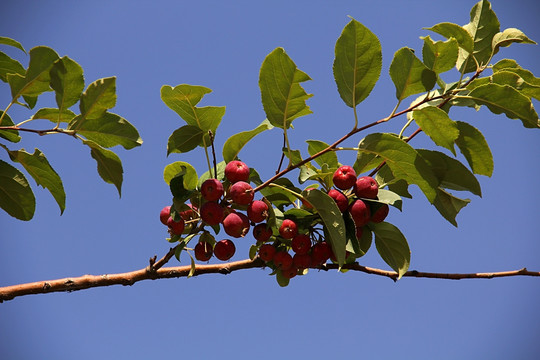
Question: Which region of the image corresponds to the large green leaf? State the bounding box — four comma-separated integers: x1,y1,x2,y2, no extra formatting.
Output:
259,47,313,129
76,77,117,124
357,133,439,203
433,188,470,227
0,159,35,220
0,51,25,82
491,28,536,56
83,140,123,196
222,119,273,163
421,36,459,74
70,112,142,149
163,161,198,190
167,125,205,155
424,22,474,54
455,121,493,176
493,59,540,86
0,111,20,143
369,221,410,279
31,108,76,124
490,71,540,101
305,189,347,266
413,106,460,155
306,140,338,169
0,36,26,53
8,148,65,214
389,47,436,101
50,56,85,110
333,17,382,108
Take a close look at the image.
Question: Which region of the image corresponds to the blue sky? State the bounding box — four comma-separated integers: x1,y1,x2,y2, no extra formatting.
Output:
1,1,539,359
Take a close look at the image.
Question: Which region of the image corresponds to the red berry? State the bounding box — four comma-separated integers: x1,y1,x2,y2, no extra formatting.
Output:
214,239,236,261
293,253,311,269
354,176,379,199
371,203,389,223
222,212,250,238
224,160,250,183
201,179,224,202
253,223,273,242
258,243,276,262
356,226,364,239
279,219,298,239
273,251,293,270
281,266,298,279
247,200,269,223
328,189,349,212
229,181,254,205
349,199,371,227
179,204,197,221
160,206,171,225
194,241,213,261
167,217,185,235
200,201,224,226
311,241,332,266
333,165,357,190
291,234,311,255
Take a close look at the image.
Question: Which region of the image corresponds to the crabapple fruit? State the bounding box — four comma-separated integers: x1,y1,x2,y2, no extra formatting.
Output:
160,206,171,225
214,239,236,261
293,253,311,269
224,160,250,183
258,243,276,262
229,181,254,205
194,241,213,261
371,203,389,223
200,201,224,226
222,212,250,238
349,199,371,227
311,241,332,265
354,176,379,199
281,266,298,279
273,251,293,270
328,189,349,212
333,165,357,190
247,200,269,223
279,219,298,239
167,217,185,235
291,234,311,255
201,179,224,202
253,223,273,242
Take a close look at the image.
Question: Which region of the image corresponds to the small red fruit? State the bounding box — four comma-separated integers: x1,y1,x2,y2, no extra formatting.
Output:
229,181,254,205
253,223,273,242
222,212,250,238
349,199,371,227
160,206,171,225
333,165,357,190
167,217,185,235
194,241,213,261
293,253,311,269
214,239,236,261
273,251,293,270
247,200,269,223
291,234,311,255
179,204,197,221
258,244,276,262
201,179,224,202
281,266,298,279
224,160,250,183
328,189,349,212
200,201,224,226
354,176,379,199
311,241,332,266
371,203,389,223
279,219,298,239
356,226,364,239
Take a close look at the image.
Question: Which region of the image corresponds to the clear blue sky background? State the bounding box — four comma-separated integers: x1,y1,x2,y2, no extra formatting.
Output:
1,1,539,359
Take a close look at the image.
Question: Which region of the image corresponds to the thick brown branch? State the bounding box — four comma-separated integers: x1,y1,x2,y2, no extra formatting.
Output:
1,258,538,302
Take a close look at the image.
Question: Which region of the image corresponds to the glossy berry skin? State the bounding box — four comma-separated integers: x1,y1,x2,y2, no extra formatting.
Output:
371,203,389,223
273,251,293,270
291,234,311,255
311,241,332,266
328,189,349,212
253,223,273,242
279,219,298,239
293,253,311,269
229,181,254,205
333,165,357,190
194,241,213,261
160,206,171,225
214,239,236,261
349,199,371,227
258,243,276,262
354,176,379,199
200,201,224,226
224,160,250,183
247,200,269,223
222,212,250,238
167,217,185,235
201,179,224,202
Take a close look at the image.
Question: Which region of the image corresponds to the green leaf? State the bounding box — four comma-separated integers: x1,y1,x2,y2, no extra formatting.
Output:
492,28,536,56
282,148,303,166
76,77,116,125
493,59,540,86
369,221,410,279
465,83,539,129
261,178,300,209
413,106,460,154
160,84,225,134
305,189,347,266
70,112,142,150
8,148,66,214
31,108,76,123
0,51,25,82
198,161,226,187
490,71,540,102
433,188,470,227
83,140,123,196
164,161,198,190
455,121,493,176
389,47,436,101
259,47,313,129
374,189,403,211
357,133,439,203
0,36,26,53
50,56,85,110
424,22,474,53
0,111,21,143
0,159,35,220
333,17,382,108
421,36,459,74
376,166,412,199
306,140,338,169
167,125,205,155
222,119,274,163
276,270,290,287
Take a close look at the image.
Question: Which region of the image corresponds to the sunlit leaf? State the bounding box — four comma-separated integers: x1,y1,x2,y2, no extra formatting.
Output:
0,159,35,220
164,161,198,190
0,51,25,82
83,140,123,196
369,221,410,279
492,28,536,56
389,47,436,101
70,112,142,149
433,188,470,227
31,108,76,124
306,140,338,169
424,22,474,53
77,77,116,122
421,36,459,74
0,36,26,53
0,110,20,143
222,119,273,163
455,121,493,176
50,56,85,110
167,125,205,155
413,106,459,154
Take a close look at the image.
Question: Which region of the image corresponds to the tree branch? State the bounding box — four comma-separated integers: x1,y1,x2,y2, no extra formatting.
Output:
1,257,538,302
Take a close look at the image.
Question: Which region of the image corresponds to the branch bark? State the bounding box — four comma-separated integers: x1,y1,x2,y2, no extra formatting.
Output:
1,257,538,302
